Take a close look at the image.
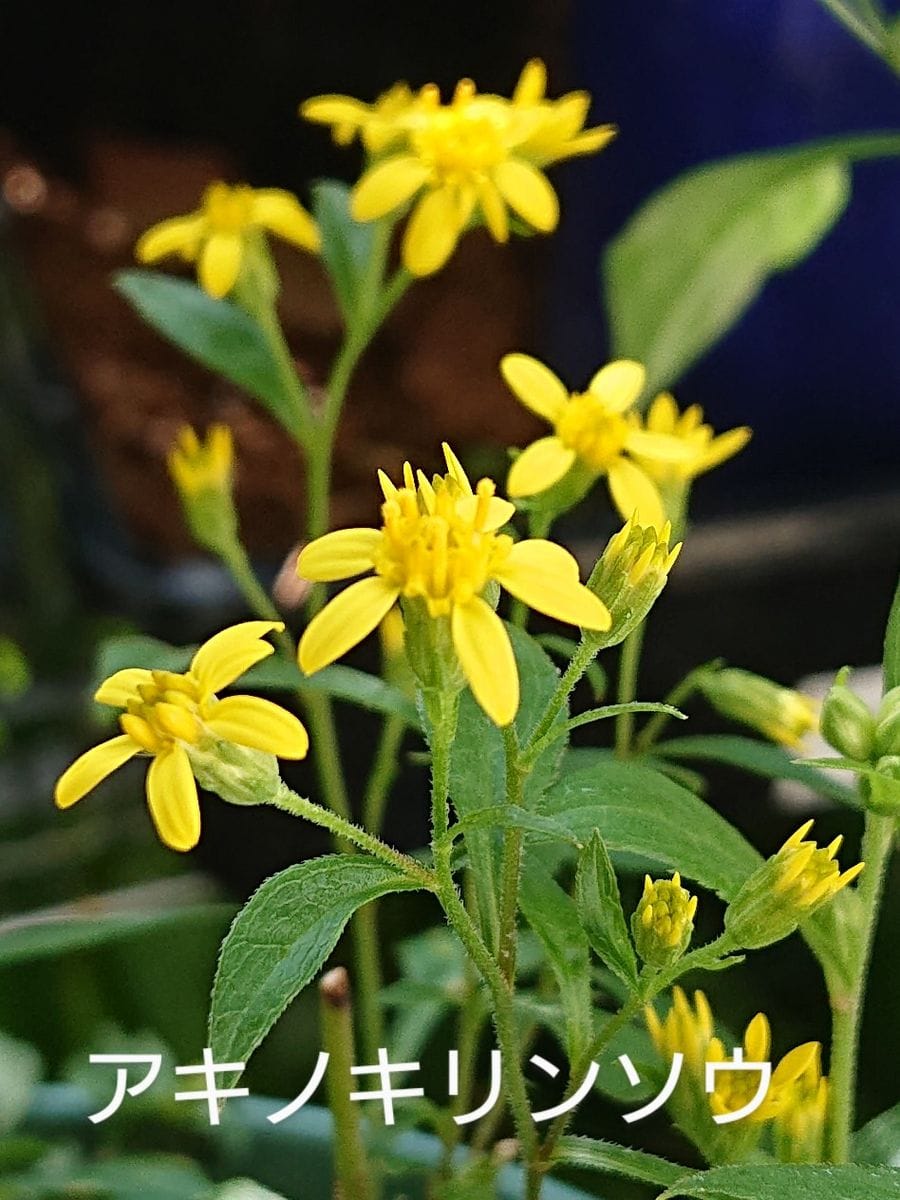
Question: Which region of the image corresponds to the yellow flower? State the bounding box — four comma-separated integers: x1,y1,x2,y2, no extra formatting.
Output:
501,353,693,527
296,444,610,726
773,1047,829,1163
509,58,617,165
632,872,697,967
588,515,681,645
168,424,234,497
135,182,320,299
771,820,864,909
54,623,309,851
697,667,818,749
645,986,714,1079
634,392,752,485
301,82,416,153
345,63,611,276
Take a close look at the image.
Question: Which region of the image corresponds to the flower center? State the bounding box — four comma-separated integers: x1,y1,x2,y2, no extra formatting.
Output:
412,83,508,180
203,184,255,234
372,474,512,616
119,670,205,752
555,392,630,471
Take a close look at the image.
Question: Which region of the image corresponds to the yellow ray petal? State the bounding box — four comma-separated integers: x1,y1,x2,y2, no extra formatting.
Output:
500,353,569,424
352,155,430,221
456,493,516,531
696,426,752,474
478,177,509,243
190,621,283,695
54,735,140,809
492,159,558,232
513,58,547,104
402,188,465,275
251,189,321,252
645,391,678,433
451,596,518,726
146,745,201,852
298,576,399,675
507,436,576,497
587,360,646,412
205,694,309,758
607,458,664,528
135,214,204,263
441,443,474,494
301,95,369,127
297,528,382,582
495,540,611,631
626,428,698,462
198,232,243,298
94,668,154,707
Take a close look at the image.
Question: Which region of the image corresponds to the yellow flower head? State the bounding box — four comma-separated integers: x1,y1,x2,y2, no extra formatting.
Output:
501,353,694,528
135,182,320,299
772,820,865,911
54,623,309,851
296,444,611,726
335,62,611,276
706,1013,820,1125
697,667,818,749
645,986,714,1078
632,872,697,968
301,82,417,154
773,1046,829,1163
168,424,234,498
635,392,752,486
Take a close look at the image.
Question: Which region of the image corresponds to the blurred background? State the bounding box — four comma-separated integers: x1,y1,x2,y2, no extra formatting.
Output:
0,1,898,1196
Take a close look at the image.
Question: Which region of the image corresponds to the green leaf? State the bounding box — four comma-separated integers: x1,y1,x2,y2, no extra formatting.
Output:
654,734,860,807
544,751,762,900
659,1163,900,1199
115,270,304,438
448,805,581,847
554,1136,683,1188
519,858,593,1064
311,180,377,325
575,831,638,991
246,658,421,727
604,147,851,393
0,1033,41,1135
856,1101,900,1165
884,572,900,692
209,856,421,1087
94,633,192,689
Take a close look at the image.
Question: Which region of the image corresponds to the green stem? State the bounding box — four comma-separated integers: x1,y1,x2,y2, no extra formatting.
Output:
498,727,525,985
634,665,707,754
524,635,605,758
362,715,406,835
827,810,895,1162
614,622,646,758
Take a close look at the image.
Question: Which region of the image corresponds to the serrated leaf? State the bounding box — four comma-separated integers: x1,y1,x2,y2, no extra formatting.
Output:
884,573,900,692
659,1163,900,1199
575,832,638,991
115,270,304,438
554,1135,683,1188
209,856,421,1087
311,180,378,325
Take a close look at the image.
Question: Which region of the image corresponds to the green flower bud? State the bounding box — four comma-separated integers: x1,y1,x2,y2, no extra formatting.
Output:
631,872,697,968
725,821,864,950
874,686,900,757
697,667,817,749
187,736,281,807
820,668,875,761
586,516,681,648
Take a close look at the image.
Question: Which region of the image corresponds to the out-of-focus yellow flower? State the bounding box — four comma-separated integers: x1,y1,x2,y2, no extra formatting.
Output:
168,424,234,497
501,353,693,527
645,986,714,1079
296,444,610,726
136,182,320,299
773,1047,829,1163
632,872,697,968
509,58,617,165
301,83,416,154
634,392,751,486
696,667,818,749
54,623,308,851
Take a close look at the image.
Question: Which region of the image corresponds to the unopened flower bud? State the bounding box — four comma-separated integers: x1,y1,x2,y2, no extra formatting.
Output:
167,424,239,556
874,685,900,757
697,667,817,748
587,515,681,647
820,668,875,761
725,821,864,950
632,873,697,968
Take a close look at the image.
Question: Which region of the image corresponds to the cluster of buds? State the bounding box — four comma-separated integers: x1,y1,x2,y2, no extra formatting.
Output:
821,668,900,814
696,666,818,748
167,424,239,557
724,820,863,951
631,873,697,968
587,515,681,648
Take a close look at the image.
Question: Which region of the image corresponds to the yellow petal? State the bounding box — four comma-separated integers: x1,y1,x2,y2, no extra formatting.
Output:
772,1042,819,1091
607,458,664,528
646,392,678,433
587,360,646,412
301,95,369,129
695,426,752,474
205,694,309,759
478,177,509,243
442,443,474,495
402,188,465,276
500,353,568,424
298,576,399,675
251,189,321,252
495,541,611,631
456,494,516,531
451,597,518,726
507,436,576,497
744,1012,771,1062
297,528,382,582
626,428,698,462
514,58,547,104
352,155,430,221
190,621,283,695
492,160,558,232
198,233,243,298
54,735,140,809
135,214,204,264
146,745,201,852
94,668,154,707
